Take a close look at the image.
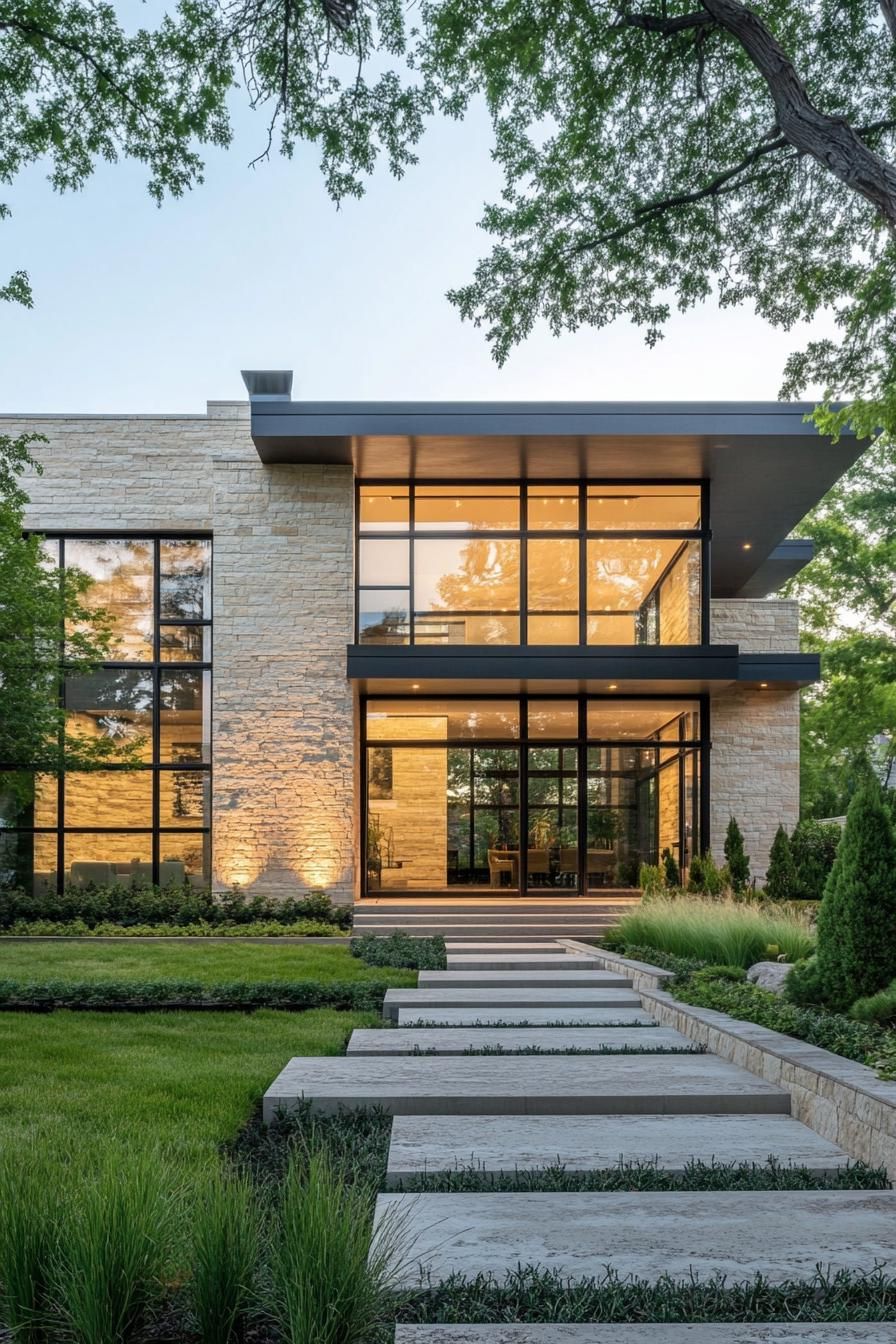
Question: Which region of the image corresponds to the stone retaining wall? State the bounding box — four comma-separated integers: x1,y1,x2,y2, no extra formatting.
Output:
577,945,896,1176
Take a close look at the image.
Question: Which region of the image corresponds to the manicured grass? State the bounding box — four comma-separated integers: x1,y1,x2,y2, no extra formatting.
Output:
0,1007,379,1175
614,894,814,968
0,939,416,987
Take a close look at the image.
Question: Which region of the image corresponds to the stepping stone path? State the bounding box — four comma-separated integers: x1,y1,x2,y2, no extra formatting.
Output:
263,939,896,1336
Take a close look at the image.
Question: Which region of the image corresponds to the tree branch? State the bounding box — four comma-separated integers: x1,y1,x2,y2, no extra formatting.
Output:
0,16,149,126
615,8,715,35
571,118,896,254
698,0,896,231
879,0,896,44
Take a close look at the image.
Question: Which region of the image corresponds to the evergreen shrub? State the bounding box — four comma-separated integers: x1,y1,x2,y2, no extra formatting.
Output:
815,782,896,1012
766,825,799,901
724,816,750,893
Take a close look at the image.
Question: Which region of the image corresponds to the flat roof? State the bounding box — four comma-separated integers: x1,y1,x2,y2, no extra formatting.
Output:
249,398,864,598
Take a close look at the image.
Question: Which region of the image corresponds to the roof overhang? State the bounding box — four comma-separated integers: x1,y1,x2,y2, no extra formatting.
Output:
248,396,862,598
347,644,820,696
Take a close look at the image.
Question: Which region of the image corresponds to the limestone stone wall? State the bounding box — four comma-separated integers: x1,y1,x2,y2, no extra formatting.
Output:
711,597,800,652
366,714,448,890
3,402,356,903
659,543,701,644
709,598,801,880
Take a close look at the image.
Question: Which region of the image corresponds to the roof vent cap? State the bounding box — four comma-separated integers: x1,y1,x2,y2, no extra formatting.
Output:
241,369,293,400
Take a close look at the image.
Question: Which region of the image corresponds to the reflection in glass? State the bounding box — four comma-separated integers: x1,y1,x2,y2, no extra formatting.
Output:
160,766,211,826
160,540,211,620
415,486,519,532
0,773,58,828
66,538,153,660
586,700,700,741
586,485,701,530
359,486,409,532
358,590,409,644
414,538,520,613
527,539,579,636
159,625,210,662
161,669,209,764
359,538,410,587
527,702,578,738
159,832,210,882
65,670,153,762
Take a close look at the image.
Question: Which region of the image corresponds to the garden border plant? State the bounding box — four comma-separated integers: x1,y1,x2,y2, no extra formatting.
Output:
0,977,398,1013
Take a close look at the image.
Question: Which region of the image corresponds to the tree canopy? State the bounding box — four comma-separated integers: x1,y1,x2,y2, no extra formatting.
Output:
2,0,896,434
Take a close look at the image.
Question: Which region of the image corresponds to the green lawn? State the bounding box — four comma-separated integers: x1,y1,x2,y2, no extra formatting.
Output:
0,1007,379,1176
0,939,416,986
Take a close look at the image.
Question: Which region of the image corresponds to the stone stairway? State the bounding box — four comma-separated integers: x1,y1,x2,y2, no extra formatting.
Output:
263,939,896,1341
352,898,639,940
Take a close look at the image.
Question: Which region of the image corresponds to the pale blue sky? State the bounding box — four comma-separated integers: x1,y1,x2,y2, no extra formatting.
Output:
1,93,831,413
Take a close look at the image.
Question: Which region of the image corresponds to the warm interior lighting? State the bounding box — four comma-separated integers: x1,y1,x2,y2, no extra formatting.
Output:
742,542,752,550
608,683,618,690
411,682,421,689
760,682,768,688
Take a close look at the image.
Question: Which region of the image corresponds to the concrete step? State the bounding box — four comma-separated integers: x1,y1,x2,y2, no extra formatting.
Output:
354,925,620,938
396,1006,658,1027
374,1189,896,1287
418,970,632,989
384,1112,851,1183
444,941,569,952
445,955,596,971
395,1327,896,1342
263,1053,790,1120
348,1026,691,1056
383,988,643,1022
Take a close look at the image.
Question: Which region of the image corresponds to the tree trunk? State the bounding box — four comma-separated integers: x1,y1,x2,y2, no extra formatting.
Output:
880,0,896,43
700,0,896,230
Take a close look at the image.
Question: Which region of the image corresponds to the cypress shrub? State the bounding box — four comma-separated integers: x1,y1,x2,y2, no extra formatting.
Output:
790,820,840,902
723,816,750,893
662,849,681,888
766,825,798,901
815,782,896,1012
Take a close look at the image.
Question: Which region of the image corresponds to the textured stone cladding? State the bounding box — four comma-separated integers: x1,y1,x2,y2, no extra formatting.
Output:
710,599,801,880
4,403,356,903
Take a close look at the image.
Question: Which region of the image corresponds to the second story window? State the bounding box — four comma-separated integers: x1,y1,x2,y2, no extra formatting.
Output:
357,482,705,647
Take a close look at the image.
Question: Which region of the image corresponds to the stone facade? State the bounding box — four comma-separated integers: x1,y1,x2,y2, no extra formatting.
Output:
709,599,801,879
2,403,806,902
4,402,356,903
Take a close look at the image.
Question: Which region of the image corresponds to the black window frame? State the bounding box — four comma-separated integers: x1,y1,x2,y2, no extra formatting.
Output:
360,691,709,897
0,531,212,895
355,479,711,648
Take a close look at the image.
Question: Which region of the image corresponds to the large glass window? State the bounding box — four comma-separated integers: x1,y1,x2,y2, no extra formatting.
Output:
363,696,704,895
357,481,706,646
0,536,212,895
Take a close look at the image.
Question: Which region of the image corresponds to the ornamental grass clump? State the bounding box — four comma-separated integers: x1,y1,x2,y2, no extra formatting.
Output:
270,1147,406,1344
615,894,813,969
0,1147,63,1341
815,781,896,1012
189,1169,260,1344
53,1154,173,1344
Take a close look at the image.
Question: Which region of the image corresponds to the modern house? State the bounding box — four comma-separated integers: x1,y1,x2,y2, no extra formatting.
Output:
0,374,863,905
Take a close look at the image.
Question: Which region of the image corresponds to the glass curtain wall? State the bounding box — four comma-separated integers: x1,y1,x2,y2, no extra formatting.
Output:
0,537,212,895
357,483,705,646
364,698,703,894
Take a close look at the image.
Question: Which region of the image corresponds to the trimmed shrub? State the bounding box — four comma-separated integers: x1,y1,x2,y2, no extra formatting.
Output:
815,782,896,1012
1,919,341,939
849,979,896,1027
686,851,724,897
724,816,750,893
638,863,665,897
766,825,799,901
0,976,395,1013
351,931,446,970
790,820,841,902
662,849,681,889
784,955,828,1007
0,883,352,931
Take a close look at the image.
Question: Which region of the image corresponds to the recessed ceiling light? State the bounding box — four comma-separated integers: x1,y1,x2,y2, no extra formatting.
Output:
742,542,752,550
608,683,618,691
759,682,768,688
411,683,420,690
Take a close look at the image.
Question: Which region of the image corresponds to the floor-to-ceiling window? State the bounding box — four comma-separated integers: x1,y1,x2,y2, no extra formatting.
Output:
363,697,704,894
356,482,707,646
0,536,212,895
